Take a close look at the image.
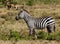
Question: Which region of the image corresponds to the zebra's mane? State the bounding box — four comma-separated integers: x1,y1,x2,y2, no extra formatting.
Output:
23,9,30,14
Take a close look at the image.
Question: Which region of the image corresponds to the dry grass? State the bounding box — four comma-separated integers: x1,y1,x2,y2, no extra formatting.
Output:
0,4,60,44
0,40,60,44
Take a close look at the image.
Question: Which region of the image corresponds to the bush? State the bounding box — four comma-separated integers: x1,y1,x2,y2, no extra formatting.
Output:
0,29,60,41
37,31,48,40
0,30,21,41
9,30,21,40
47,33,55,40
54,31,60,41
37,31,60,41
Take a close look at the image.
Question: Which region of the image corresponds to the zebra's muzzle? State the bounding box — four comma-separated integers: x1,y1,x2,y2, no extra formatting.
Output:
15,16,19,20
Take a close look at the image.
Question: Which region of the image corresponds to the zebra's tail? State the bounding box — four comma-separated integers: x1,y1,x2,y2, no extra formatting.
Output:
54,25,55,32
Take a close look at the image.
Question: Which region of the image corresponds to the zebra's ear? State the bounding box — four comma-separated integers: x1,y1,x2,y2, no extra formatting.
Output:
21,8,25,11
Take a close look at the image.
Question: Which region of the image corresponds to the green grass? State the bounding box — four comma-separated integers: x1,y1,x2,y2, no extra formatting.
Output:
0,29,60,41
1,0,60,6
13,0,60,5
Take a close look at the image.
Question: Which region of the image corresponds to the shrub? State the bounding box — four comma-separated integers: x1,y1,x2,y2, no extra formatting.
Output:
47,33,55,40
37,31,60,41
54,31,60,41
9,30,21,40
37,31,48,40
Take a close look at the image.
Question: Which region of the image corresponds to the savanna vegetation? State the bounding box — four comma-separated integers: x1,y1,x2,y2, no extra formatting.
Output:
0,0,60,44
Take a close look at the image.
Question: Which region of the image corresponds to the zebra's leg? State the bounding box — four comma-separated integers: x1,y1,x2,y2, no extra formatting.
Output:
47,24,55,33
29,28,35,36
29,28,34,36
33,29,37,39
29,28,37,39
33,29,35,35
29,28,34,39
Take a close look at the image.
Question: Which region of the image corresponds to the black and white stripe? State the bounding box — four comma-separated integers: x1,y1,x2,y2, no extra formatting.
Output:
15,9,55,36
34,16,55,29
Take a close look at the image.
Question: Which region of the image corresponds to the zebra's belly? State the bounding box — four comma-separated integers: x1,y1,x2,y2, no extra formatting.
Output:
35,26,46,29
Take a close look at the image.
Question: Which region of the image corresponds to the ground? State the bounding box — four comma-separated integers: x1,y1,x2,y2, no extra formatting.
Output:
0,40,60,44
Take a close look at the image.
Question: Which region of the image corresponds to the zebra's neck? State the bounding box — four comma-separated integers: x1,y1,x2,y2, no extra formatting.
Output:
24,12,32,22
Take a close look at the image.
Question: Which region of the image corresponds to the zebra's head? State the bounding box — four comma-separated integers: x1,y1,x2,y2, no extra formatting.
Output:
15,9,31,20
15,9,25,20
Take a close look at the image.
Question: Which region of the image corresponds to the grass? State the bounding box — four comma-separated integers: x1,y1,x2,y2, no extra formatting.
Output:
1,0,60,6
1,29,60,41
12,0,60,5
0,2,60,42
0,1,60,44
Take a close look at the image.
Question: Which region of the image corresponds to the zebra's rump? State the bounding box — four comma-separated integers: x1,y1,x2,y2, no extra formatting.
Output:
34,16,55,29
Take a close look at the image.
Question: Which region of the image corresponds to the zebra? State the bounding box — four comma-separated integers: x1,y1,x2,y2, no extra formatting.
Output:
15,9,55,36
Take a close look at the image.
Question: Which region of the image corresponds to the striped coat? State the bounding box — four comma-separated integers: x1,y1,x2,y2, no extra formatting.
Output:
15,9,55,36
